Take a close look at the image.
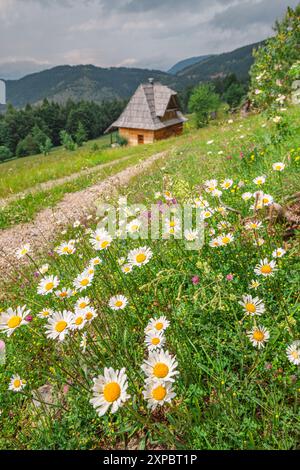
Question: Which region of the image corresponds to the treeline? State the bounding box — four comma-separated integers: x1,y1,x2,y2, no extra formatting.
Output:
179,73,249,113
0,98,126,161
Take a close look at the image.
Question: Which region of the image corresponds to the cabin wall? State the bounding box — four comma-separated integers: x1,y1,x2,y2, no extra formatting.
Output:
154,123,183,140
119,128,154,146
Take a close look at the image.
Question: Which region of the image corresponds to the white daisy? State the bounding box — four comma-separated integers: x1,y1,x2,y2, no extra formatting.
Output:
217,220,231,231
37,308,54,319
16,244,30,259
37,275,60,296
272,162,285,172
55,241,76,256
145,316,170,335
90,257,102,266
141,350,178,383
254,238,265,247
9,375,26,392
239,295,265,316
73,270,94,292
242,192,253,201
164,190,173,201
204,179,218,192
218,233,234,246
0,306,29,337
90,228,112,251
194,197,209,209
45,310,73,341
121,264,133,274
286,341,300,365
164,217,181,235
80,332,87,353
209,238,221,248
254,258,277,277
128,246,153,267
70,311,87,331
75,297,90,310
55,288,73,300
245,220,262,231
145,331,166,351
90,368,130,416
220,179,233,190
211,189,222,198
261,194,274,206
82,306,98,323
201,209,214,219
247,326,270,349
126,219,142,234
109,295,128,311
249,279,260,290
272,247,286,258
184,229,198,241
253,176,266,186
143,381,176,410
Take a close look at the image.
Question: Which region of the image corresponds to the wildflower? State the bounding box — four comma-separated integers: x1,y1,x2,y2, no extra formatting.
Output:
141,350,178,383
90,368,130,416
211,189,222,198
38,308,54,319
217,220,231,231
143,381,176,410
254,238,265,247
254,258,277,277
70,311,87,331
0,306,30,337
245,220,262,231
286,341,300,365
75,297,90,310
55,288,73,300
128,246,153,267
261,194,273,206
239,295,265,316
164,190,173,201
16,244,30,259
249,280,260,290
121,264,133,274
202,209,214,219
145,331,166,351
226,274,234,281
209,238,221,248
126,219,142,234
80,332,87,353
204,179,218,192
45,310,73,341
90,257,102,266
184,229,198,241
73,270,94,292
109,295,128,311
39,264,49,275
145,317,170,335
164,217,181,235
272,247,286,258
194,197,209,209
56,241,76,256
9,375,26,392
272,162,285,172
247,326,270,349
253,176,266,186
242,192,252,201
272,116,282,123
220,179,233,190
218,233,234,246
191,275,200,285
90,228,112,251
37,275,60,296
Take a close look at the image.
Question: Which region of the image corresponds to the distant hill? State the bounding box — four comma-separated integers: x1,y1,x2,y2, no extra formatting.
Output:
177,41,264,83
5,65,186,108
168,55,213,75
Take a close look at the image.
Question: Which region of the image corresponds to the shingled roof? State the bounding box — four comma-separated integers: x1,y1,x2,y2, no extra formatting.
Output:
105,81,187,133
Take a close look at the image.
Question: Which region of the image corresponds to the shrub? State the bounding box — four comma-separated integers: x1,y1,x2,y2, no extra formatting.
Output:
116,134,128,146
188,84,221,128
0,145,12,162
39,137,53,156
60,130,78,152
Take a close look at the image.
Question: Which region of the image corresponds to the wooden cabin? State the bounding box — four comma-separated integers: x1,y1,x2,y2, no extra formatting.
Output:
105,78,187,146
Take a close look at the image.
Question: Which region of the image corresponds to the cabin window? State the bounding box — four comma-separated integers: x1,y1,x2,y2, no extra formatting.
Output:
137,134,144,144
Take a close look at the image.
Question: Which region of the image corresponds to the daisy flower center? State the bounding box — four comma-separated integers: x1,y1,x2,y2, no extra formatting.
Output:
13,379,21,388
80,279,89,287
152,385,167,401
151,337,160,345
85,312,93,320
103,382,121,402
136,253,146,263
246,303,256,313
261,265,272,274
222,237,230,244
291,351,299,359
101,240,109,249
60,292,68,298
155,322,163,331
55,320,67,333
79,302,87,309
115,300,123,308
253,330,264,341
45,282,54,291
153,362,169,379
7,316,22,329
75,317,83,325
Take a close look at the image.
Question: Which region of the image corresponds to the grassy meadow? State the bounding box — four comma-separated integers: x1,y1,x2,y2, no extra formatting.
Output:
0,106,300,450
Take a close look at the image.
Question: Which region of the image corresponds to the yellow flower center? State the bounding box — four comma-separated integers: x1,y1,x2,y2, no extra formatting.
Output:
152,385,167,401
153,362,169,379
63,247,72,253
151,337,160,345
103,382,121,402
261,265,272,274
55,320,67,333
115,300,123,308
222,237,230,244
42,311,50,317
131,225,139,231
246,303,256,314
101,240,109,249
13,379,21,388
45,282,54,291
79,302,87,309
75,317,83,325
169,221,176,227
59,292,68,298
155,322,163,331
85,312,93,320
253,330,264,341
80,279,89,286
136,253,146,264
291,351,299,359
7,316,22,329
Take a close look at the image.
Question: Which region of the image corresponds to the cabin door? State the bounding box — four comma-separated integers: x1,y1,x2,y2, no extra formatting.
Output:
137,134,144,145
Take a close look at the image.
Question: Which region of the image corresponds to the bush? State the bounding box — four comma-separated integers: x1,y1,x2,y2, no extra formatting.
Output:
0,145,12,162
60,130,78,151
39,137,53,156
188,84,221,128
116,134,128,146
74,122,87,147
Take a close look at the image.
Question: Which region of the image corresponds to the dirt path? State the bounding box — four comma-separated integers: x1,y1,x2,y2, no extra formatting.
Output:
0,153,142,208
0,150,168,279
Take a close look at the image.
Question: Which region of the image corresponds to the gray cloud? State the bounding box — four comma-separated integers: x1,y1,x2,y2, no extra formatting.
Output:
0,0,296,74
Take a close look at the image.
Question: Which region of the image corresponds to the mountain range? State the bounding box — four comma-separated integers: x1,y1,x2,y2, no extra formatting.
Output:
2,41,264,108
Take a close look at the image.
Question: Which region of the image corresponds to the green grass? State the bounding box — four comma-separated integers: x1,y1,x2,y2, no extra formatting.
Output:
0,106,299,450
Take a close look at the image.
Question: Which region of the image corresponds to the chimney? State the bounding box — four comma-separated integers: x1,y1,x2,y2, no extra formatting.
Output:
148,77,154,85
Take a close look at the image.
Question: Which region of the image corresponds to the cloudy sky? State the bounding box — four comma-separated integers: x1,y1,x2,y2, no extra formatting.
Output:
0,0,298,73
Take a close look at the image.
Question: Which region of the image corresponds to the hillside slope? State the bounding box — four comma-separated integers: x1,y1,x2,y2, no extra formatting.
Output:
168,55,213,74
